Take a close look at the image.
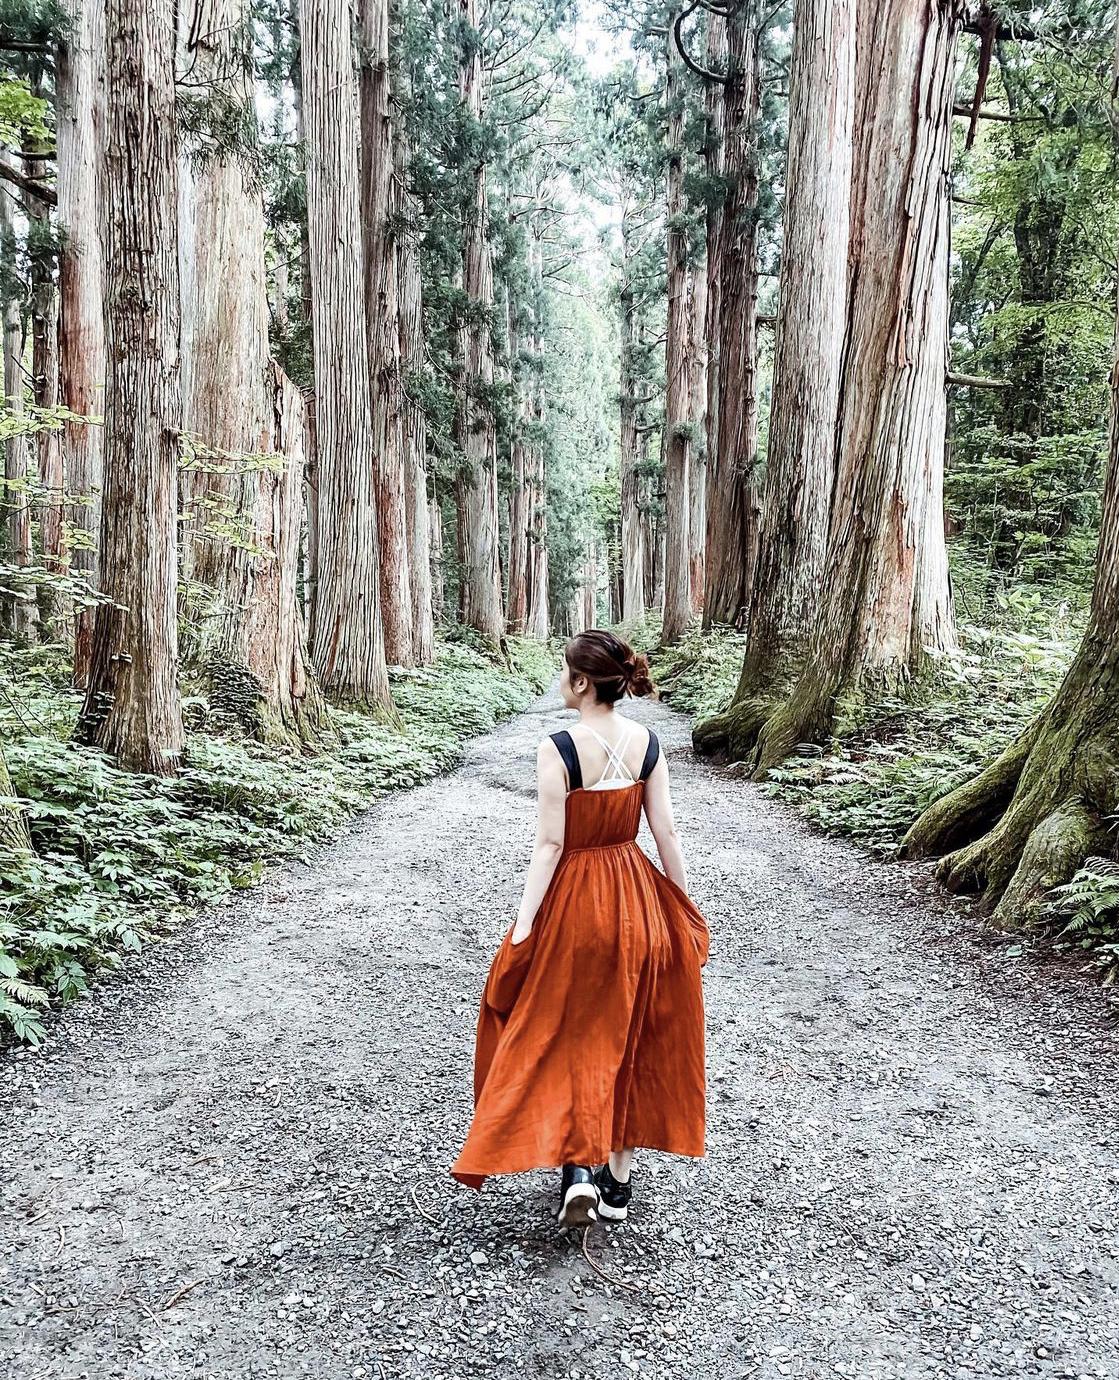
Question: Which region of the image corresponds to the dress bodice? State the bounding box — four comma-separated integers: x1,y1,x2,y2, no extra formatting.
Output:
549,726,660,852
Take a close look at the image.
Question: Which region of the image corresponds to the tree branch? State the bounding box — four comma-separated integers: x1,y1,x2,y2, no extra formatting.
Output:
672,3,729,85
0,160,56,207
952,103,1031,124
947,371,1011,391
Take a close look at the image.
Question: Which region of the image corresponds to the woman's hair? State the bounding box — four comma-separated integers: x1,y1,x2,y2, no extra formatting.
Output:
564,629,655,703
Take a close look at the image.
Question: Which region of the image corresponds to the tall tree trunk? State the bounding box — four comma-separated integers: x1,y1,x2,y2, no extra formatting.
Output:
726,0,963,777
398,186,435,664
359,0,413,667
703,4,761,629
582,541,597,630
179,0,329,746
290,2,319,640
525,401,550,640
56,0,105,684
300,0,393,711
23,137,67,638
619,205,646,624
429,494,445,624
661,24,693,646
703,12,726,513
696,0,854,757
506,304,530,632
454,0,504,646
525,240,549,641
687,257,708,616
1,166,36,643
76,0,184,774
902,13,1119,926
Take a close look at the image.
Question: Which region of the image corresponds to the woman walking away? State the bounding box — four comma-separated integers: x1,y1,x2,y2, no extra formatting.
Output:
451,629,709,1226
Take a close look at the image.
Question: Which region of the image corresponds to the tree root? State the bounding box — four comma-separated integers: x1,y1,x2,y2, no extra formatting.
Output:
692,696,773,763
903,724,1037,860
905,652,1119,926
992,801,1113,930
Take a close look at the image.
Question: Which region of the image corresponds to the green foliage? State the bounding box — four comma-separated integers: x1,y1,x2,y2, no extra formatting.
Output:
0,635,555,1045
0,74,48,147
646,617,749,721
1048,859,1119,984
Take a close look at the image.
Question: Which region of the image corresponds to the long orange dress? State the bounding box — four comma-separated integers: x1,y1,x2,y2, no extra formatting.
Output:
451,726,708,1189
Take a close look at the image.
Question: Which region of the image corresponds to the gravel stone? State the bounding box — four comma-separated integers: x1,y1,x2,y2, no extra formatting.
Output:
1,687,1117,1379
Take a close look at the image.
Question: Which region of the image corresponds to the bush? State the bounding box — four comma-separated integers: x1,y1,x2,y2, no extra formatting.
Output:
0,634,556,1044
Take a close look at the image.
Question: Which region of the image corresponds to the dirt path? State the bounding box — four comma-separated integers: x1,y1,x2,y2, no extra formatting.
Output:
2,689,1118,1380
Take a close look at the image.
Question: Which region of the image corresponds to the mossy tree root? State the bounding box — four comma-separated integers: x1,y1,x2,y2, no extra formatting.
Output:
902,723,1038,860
905,656,1119,927
692,695,774,763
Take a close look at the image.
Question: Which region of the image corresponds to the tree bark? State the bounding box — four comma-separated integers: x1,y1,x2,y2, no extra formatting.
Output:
525,236,549,641
76,0,184,774
454,0,504,647
359,0,413,668
687,256,708,616
619,204,645,624
178,0,329,746
300,0,393,711
506,295,529,633
709,0,962,775
56,0,106,685
703,4,761,629
1,159,37,643
429,494,445,624
902,15,1119,926
661,21,693,646
582,541,597,631
23,136,67,637
696,0,854,756
398,181,435,664
703,11,726,532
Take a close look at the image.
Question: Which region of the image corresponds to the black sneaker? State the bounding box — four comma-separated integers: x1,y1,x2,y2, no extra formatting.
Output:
556,1164,599,1228
594,1164,632,1222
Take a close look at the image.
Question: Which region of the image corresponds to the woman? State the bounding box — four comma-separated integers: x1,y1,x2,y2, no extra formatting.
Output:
451,629,709,1226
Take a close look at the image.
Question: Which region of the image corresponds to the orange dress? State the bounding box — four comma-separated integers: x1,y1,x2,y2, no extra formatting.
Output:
451,727,708,1189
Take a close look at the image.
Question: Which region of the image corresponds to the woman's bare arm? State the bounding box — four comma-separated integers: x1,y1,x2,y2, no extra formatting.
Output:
642,754,688,891
510,739,568,943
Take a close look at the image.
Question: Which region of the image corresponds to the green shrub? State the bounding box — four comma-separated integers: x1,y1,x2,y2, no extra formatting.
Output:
0,634,557,1044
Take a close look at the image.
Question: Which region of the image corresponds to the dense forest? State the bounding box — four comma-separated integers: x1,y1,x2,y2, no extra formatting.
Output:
0,0,1117,1040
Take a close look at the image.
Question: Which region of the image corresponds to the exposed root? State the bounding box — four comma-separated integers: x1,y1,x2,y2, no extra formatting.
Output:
693,696,772,763
992,801,1113,930
903,726,1037,860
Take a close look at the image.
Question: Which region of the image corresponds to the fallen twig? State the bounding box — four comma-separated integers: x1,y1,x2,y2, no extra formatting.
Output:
409,1184,439,1224
162,1278,206,1311
580,1227,641,1294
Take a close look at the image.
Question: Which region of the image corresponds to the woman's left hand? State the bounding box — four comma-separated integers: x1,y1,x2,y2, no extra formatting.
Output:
510,918,534,946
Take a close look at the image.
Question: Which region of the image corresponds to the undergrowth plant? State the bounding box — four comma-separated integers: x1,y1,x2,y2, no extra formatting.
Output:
0,635,555,1045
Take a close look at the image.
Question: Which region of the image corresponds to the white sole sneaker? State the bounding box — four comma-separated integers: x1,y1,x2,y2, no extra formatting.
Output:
557,1183,599,1228
597,1199,628,1222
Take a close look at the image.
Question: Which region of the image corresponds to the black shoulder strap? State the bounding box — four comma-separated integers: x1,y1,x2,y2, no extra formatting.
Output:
549,730,583,791
639,730,660,782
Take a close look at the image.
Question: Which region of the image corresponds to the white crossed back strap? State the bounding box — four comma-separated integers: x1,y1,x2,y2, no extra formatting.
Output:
584,720,636,790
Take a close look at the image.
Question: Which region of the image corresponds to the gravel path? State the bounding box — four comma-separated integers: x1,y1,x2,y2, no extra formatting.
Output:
2,688,1118,1380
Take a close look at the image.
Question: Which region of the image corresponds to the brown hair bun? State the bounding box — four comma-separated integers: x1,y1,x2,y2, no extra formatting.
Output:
564,630,656,703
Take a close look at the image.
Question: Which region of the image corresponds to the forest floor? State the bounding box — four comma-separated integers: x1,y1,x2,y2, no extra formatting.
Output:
2,688,1118,1380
